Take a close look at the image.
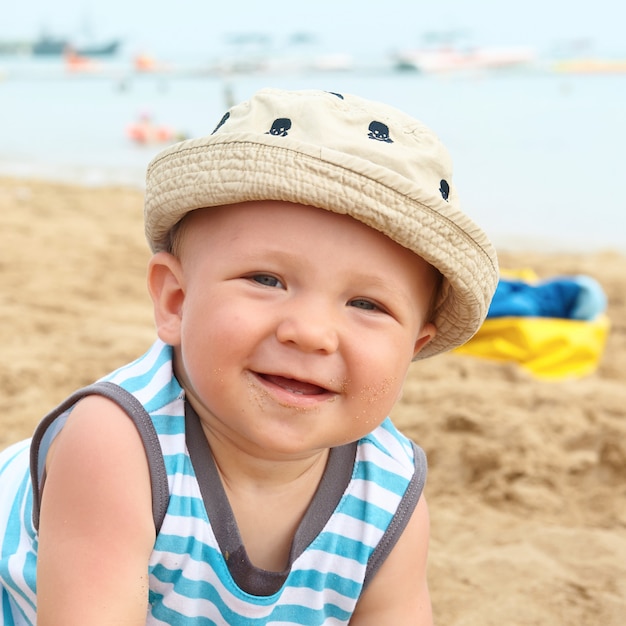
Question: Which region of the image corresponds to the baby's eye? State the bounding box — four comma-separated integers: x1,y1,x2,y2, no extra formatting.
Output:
250,274,284,288
349,298,382,312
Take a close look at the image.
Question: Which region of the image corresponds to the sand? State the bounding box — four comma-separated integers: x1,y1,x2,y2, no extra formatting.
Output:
2,176,625,624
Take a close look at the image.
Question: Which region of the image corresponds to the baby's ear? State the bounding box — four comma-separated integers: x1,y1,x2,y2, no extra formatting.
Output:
147,252,185,346
413,322,437,358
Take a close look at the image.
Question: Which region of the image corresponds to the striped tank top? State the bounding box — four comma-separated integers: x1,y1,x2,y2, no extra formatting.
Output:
0,340,426,625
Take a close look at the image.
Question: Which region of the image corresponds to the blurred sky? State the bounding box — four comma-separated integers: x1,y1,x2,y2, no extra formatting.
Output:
3,0,625,60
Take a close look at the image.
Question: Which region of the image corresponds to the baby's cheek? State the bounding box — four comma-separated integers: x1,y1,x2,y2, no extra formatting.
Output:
351,377,400,421
357,377,398,404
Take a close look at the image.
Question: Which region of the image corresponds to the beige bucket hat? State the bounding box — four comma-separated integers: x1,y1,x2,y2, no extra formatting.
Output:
144,88,498,358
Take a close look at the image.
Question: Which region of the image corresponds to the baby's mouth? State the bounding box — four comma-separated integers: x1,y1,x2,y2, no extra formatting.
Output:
258,374,329,396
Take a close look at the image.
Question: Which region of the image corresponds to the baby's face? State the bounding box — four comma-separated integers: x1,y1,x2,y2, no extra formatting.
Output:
168,201,437,457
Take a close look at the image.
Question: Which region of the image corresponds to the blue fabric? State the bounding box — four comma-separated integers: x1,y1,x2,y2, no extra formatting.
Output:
487,275,607,321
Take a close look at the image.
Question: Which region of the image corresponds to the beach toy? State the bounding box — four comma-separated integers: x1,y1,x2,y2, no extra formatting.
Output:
454,270,610,380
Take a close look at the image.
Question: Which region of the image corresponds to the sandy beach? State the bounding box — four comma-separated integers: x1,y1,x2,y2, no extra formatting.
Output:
2,176,625,624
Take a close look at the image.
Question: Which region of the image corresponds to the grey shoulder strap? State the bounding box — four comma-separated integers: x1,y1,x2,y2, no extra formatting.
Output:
30,380,169,533
362,441,428,590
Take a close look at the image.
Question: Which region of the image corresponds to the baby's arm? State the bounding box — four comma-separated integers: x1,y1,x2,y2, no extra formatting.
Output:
36,395,156,626
350,494,433,625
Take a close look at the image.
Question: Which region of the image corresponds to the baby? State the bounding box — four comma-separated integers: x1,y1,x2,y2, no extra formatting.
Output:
0,88,498,625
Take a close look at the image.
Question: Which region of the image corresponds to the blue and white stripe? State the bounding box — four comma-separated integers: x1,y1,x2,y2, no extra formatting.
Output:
0,439,37,625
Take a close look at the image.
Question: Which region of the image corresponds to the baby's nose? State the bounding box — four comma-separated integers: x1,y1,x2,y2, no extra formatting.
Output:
275,298,339,354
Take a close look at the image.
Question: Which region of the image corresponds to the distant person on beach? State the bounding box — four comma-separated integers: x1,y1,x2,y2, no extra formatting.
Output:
0,88,498,625
126,111,188,146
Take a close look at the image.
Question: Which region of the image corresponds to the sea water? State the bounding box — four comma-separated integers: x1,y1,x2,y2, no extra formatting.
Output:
1,57,624,252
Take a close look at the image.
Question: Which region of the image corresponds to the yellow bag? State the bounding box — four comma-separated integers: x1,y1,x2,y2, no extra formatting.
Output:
454,314,610,380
